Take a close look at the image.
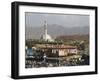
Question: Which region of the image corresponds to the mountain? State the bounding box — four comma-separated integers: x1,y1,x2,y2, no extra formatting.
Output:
25,24,89,40
56,34,89,41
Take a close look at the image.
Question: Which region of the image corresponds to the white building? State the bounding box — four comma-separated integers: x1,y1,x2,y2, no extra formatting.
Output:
41,20,54,42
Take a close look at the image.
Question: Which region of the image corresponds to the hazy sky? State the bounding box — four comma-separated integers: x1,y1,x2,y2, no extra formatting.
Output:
25,12,89,28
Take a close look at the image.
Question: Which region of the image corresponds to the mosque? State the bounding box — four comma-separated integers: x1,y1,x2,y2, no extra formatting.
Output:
41,20,54,42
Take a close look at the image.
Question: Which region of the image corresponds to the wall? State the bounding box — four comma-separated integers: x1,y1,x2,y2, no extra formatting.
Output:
0,0,99,81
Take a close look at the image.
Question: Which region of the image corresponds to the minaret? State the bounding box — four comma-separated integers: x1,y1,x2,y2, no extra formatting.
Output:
41,20,53,41
44,20,47,36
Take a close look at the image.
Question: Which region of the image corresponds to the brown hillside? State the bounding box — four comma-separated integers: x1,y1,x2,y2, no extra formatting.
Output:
56,34,89,41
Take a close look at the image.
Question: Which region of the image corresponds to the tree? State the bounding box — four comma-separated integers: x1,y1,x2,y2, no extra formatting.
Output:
79,41,85,50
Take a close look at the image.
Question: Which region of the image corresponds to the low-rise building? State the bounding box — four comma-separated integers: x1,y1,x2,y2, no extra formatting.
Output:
35,44,78,56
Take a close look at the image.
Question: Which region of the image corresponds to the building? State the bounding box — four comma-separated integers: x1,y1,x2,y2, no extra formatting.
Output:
41,20,54,42
35,44,78,56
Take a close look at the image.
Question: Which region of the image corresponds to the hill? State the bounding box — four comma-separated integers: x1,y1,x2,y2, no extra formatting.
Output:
25,24,89,40
56,34,89,41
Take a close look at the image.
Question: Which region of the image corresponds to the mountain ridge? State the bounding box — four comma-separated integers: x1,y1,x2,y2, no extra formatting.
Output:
25,24,89,40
